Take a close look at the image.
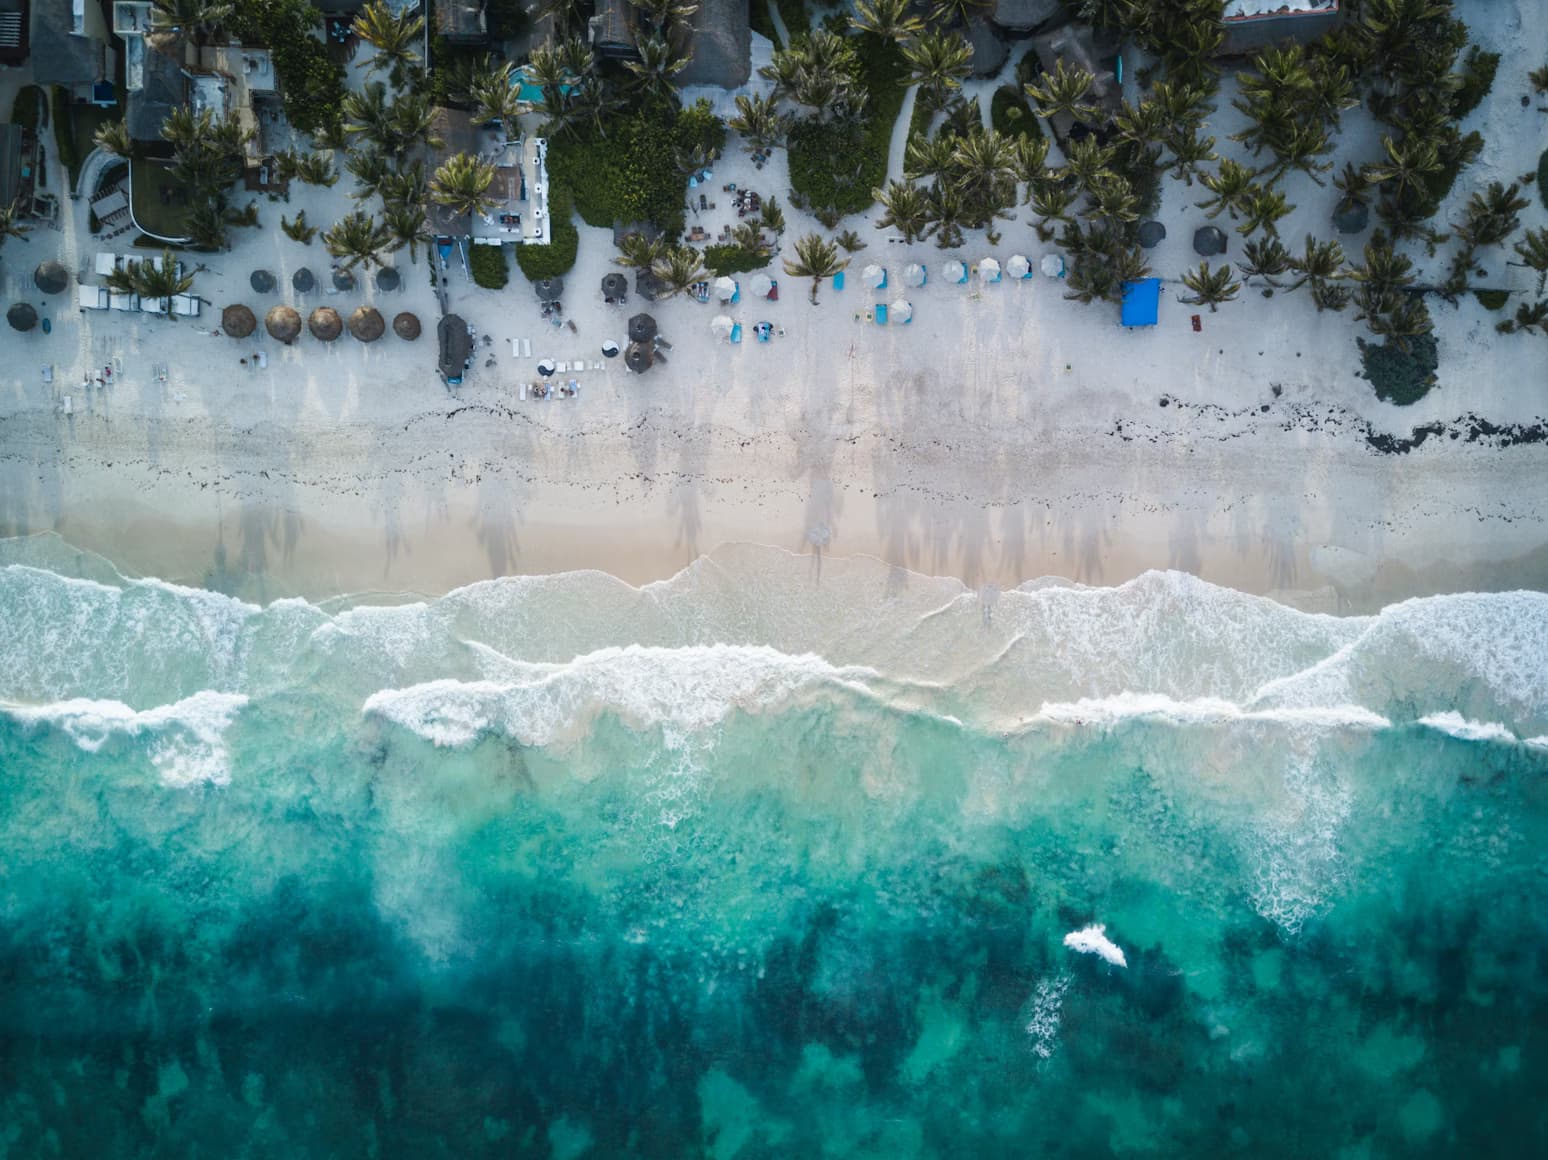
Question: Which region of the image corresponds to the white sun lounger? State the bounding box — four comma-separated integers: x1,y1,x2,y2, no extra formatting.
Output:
522,338,531,357
61,395,72,415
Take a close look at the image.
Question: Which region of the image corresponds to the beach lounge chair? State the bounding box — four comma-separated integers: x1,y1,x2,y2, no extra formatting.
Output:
874,303,888,326
832,271,845,291
62,395,72,415
730,323,743,344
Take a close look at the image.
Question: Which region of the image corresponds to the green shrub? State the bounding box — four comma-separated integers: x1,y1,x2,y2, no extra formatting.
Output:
702,243,772,276
227,0,345,136
49,88,78,182
1359,333,1439,405
991,85,1042,141
787,34,906,218
516,188,578,280
750,0,777,42
470,244,509,289
1473,288,1508,310
10,85,42,128
1451,47,1500,118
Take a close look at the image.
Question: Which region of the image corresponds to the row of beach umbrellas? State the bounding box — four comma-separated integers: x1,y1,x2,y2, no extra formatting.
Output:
250,267,401,295
220,303,421,344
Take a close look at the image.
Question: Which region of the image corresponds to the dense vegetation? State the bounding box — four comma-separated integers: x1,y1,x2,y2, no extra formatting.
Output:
227,0,346,135
515,188,579,280
10,86,42,129
470,244,509,289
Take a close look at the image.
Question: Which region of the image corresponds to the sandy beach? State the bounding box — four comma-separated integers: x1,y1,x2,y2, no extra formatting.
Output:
2,1,1546,611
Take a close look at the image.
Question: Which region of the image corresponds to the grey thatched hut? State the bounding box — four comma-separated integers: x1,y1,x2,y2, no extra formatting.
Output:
1137,221,1166,249
628,313,657,343
602,272,628,300
439,314,473,382
251,269,276,293
375,267,401,292
393,311,421,340
534,277,564,302
7,302,37,331
292,267,315,293
1193,226,1228,257
333,268,356,292
34,260,69,295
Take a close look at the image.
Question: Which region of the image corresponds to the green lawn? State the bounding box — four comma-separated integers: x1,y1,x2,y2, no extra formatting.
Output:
68,103,120,187
129,158,195,241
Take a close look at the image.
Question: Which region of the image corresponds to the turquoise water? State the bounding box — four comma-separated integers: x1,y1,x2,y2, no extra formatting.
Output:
1,535,1545,1157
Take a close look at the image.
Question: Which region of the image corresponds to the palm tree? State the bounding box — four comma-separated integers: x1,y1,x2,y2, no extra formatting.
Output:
1456,181,1529,248
1111,245,1151,288
430,153,498,221
783,233,847,304
1088,176,1139,226
850,0,923,42
729,93,790,155
1238,188,1294,238
1197,159,1257,220
379,161,427,210
874,181,932,244
1011,134,1051,190
1238,237,1292,289
532,0,588,37
1062,137,1117,198
834,228,866,254
184,201,227,251
950,128,1016,219
760,198,786,236
107,249,195,313
352,0,425,80
1029,182,1076,242
1496,299,1548,336
1362,134,1442,205
1180,261,1242,311
1511,227,1548,294
1333,161,1372,208
347,150,390,202
629,0,699,30
0,199,31,251
295,152,337,187
93,120,135,159
903,31,973,111
1024,59,1096,125
1348,231,1416,300
470,60,522,139
388,91,440,158
904,135,956,184
616,232,666,270
1288,234,1347,299
1165,123,1217,185
324,211,394,271
625,34,689,100
927,0,993,27
147,0,231,55
1114,98,1167,152
649,245,707,299
342,83,395,151
382,203,428,264
927,182,967,249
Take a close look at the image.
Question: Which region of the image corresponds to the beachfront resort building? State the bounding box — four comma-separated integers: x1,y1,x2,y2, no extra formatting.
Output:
427,107,552,249
1221,0,1341,54
589,0,751,88
29,0,114,106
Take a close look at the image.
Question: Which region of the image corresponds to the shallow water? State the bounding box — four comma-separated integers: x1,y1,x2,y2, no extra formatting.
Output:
1,536,1545,1157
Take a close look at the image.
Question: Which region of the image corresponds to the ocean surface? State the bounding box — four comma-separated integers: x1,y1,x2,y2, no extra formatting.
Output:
1,534,1545,1158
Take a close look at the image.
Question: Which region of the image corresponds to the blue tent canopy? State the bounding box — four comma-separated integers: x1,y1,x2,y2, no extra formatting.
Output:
1120,278,1161,327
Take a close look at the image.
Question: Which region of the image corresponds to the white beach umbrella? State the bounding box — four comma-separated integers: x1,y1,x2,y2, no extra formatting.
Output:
862,263,886,289
713,275,737,301
943,259,967,284
1041,253,1065,278
902,262,926,288
891,299,913,324
979,257,1001,283
1006,254,1031,280
750,273,774,298
710,313,734,339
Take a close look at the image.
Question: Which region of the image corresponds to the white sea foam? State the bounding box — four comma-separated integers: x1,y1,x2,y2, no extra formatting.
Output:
1063,925,1127,968
1418,712,1518,744
1,691,249,787
1029,693,1390,732
363,644,880,749
1023,973,1071,1060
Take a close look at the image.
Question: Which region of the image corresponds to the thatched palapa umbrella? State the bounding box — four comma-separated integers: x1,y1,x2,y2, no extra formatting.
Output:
375,267,401,292
265,304,301,343
333,268,356,291
250,269,276,293
624,341,653,373
309,306,343,341
601,272,628,300
8,302,38,331
534,277,564,302
393,311,421,340
348,305,385,342
627,312,657,344
1193,226,1227,257
34,261,69,295
222,304,257,338
292,267,315,293
635,269,663,301
1137,221,1167,249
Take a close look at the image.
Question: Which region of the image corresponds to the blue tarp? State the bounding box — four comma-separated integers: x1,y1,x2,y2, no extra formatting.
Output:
1120,278,1160,327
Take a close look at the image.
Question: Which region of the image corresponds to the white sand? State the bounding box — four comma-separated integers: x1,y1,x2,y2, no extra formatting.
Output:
1,0,1545,608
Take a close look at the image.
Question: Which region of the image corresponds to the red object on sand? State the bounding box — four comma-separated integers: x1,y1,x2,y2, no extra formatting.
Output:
1191,314,1202,332
768,283,779,301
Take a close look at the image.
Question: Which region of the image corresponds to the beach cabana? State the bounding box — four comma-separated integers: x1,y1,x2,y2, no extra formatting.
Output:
375,267,401,292
439,314,472,384
393,312,421,340
333,269,356,292
862,264,886,290
309,306,343,341
349,306,385,342
534,277,564,302
979,258,1002,284
7,302,37,331
34,261,69,295
891,299,913,324
250,269,276,294
625,341,654,373
292,268,315,294
265,304,301,343
628,312,658,343
1120,278,1161,328
903,262,926,288
710,314,734,340
222,304,257,338
601,272,628,301
1041,254,1065,278
1137,221,1167,249
750,273,774,298
1005,255,1031,280
713,275,737,302
944,260,968,284
1193,226,1228,257
635,269,664,301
